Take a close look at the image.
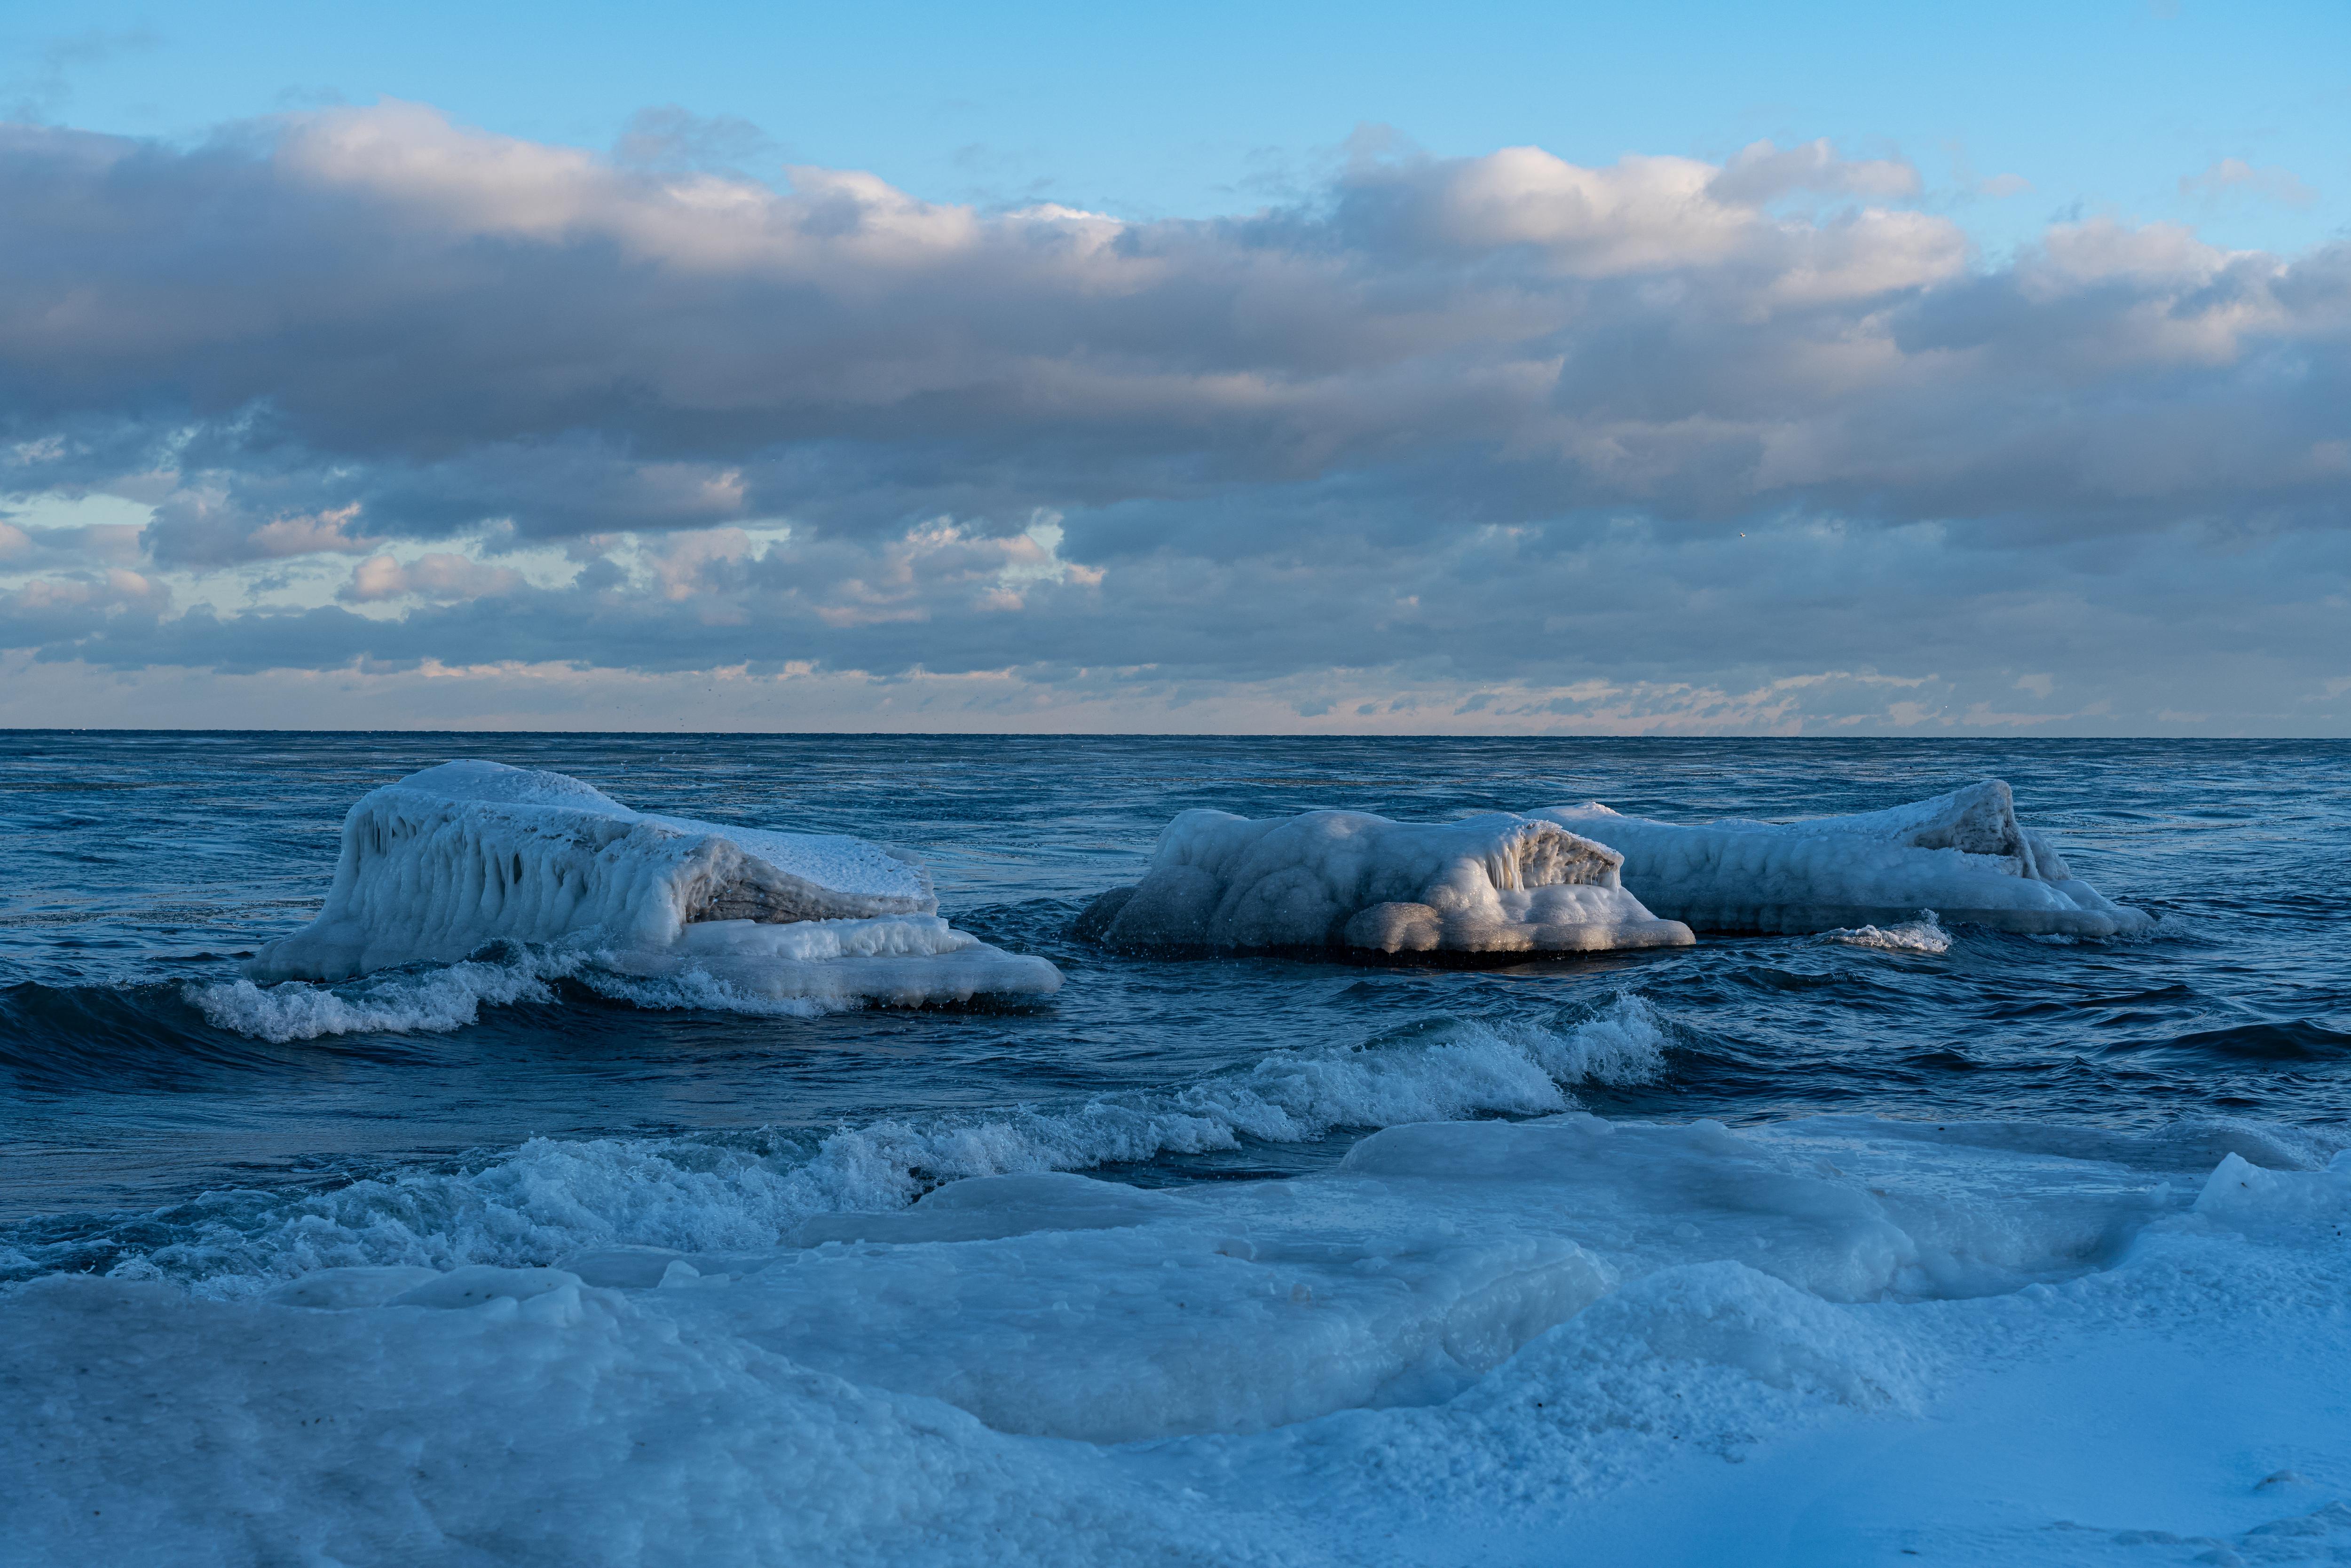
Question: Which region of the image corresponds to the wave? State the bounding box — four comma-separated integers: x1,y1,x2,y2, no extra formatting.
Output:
179,932,1069,1044
1,994,1671,1294
183,947,577,1043
180,946,857,1045
2145,1019,2351,1063
0,980,331,1089
1818,911,1952,955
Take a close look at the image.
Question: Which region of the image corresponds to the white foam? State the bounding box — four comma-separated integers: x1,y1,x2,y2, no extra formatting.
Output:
242,759,1059,1009
1079,808,1693,956
1818,910,1952,954
185,950,574,1042
1539,780,2150,938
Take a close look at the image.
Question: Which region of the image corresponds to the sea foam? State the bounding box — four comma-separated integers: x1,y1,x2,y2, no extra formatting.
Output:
186,948,579,1042
1818,911,1953,954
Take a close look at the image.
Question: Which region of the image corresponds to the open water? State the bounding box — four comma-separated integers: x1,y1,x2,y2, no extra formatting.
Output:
4,733,2345,1276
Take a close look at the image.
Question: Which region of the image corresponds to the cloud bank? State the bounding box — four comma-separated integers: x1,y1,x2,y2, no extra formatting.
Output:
1,104,2345,732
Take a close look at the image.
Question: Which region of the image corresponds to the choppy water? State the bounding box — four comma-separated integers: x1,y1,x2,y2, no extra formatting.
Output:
4,733,2348,1288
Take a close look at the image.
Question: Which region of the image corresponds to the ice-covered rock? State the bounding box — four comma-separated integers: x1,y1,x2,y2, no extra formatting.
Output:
1074,808,1695,957
247,760,1060,1003
1537,780,2148,938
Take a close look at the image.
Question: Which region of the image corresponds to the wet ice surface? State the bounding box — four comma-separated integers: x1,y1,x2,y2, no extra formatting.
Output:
3,734,2350,1565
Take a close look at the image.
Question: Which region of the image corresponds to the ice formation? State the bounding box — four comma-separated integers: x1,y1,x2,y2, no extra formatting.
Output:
10,1109,2350,1564
1074,808,1695,956
246,761,1060,1004
1538,780,2149,938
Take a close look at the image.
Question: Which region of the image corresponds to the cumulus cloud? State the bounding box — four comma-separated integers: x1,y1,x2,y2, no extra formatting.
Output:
0,102,2345,731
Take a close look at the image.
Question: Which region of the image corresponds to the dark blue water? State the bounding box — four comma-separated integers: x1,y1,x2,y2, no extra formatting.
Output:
4,733,2347,1284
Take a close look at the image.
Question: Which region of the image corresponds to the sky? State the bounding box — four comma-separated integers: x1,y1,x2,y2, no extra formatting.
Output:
0,0,2346,733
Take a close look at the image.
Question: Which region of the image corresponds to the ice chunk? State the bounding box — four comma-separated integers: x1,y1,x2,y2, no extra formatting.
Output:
1537,780,2149,938
1074,808,1694,957
2190,1149,2351,1237
246,760,1059,1004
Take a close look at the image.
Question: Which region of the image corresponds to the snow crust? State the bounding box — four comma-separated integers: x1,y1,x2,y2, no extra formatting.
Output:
1539,779,2150,938
1076,808,1694,956
8,1105,2348,1565
243,760,1059,1006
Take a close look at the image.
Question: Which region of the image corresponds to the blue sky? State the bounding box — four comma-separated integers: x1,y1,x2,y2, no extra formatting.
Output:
0,2,2346,733
10,0,2345,250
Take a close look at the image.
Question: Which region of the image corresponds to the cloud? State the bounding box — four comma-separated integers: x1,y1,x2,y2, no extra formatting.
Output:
339,551,525,603
0,513,143,569
0,26,156,124
611,106,778,177
0,103,2345,731
2180,157,2318,208
1706,138,1922,205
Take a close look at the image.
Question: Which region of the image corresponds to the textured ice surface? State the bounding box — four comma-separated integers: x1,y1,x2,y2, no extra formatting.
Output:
8,1112,2348,1566
245,761,1059,1004
1540,780,2149,938
1076,808,1694,956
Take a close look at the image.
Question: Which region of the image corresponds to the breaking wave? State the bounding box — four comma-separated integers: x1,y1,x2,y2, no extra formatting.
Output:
184,947,580,1043
2,994,1671,1294
1819,911,1952,955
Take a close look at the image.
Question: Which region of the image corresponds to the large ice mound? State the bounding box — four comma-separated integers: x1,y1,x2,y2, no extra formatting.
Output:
1074,808,1695,956
246,761,1061,1004
1538,780,2149,938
